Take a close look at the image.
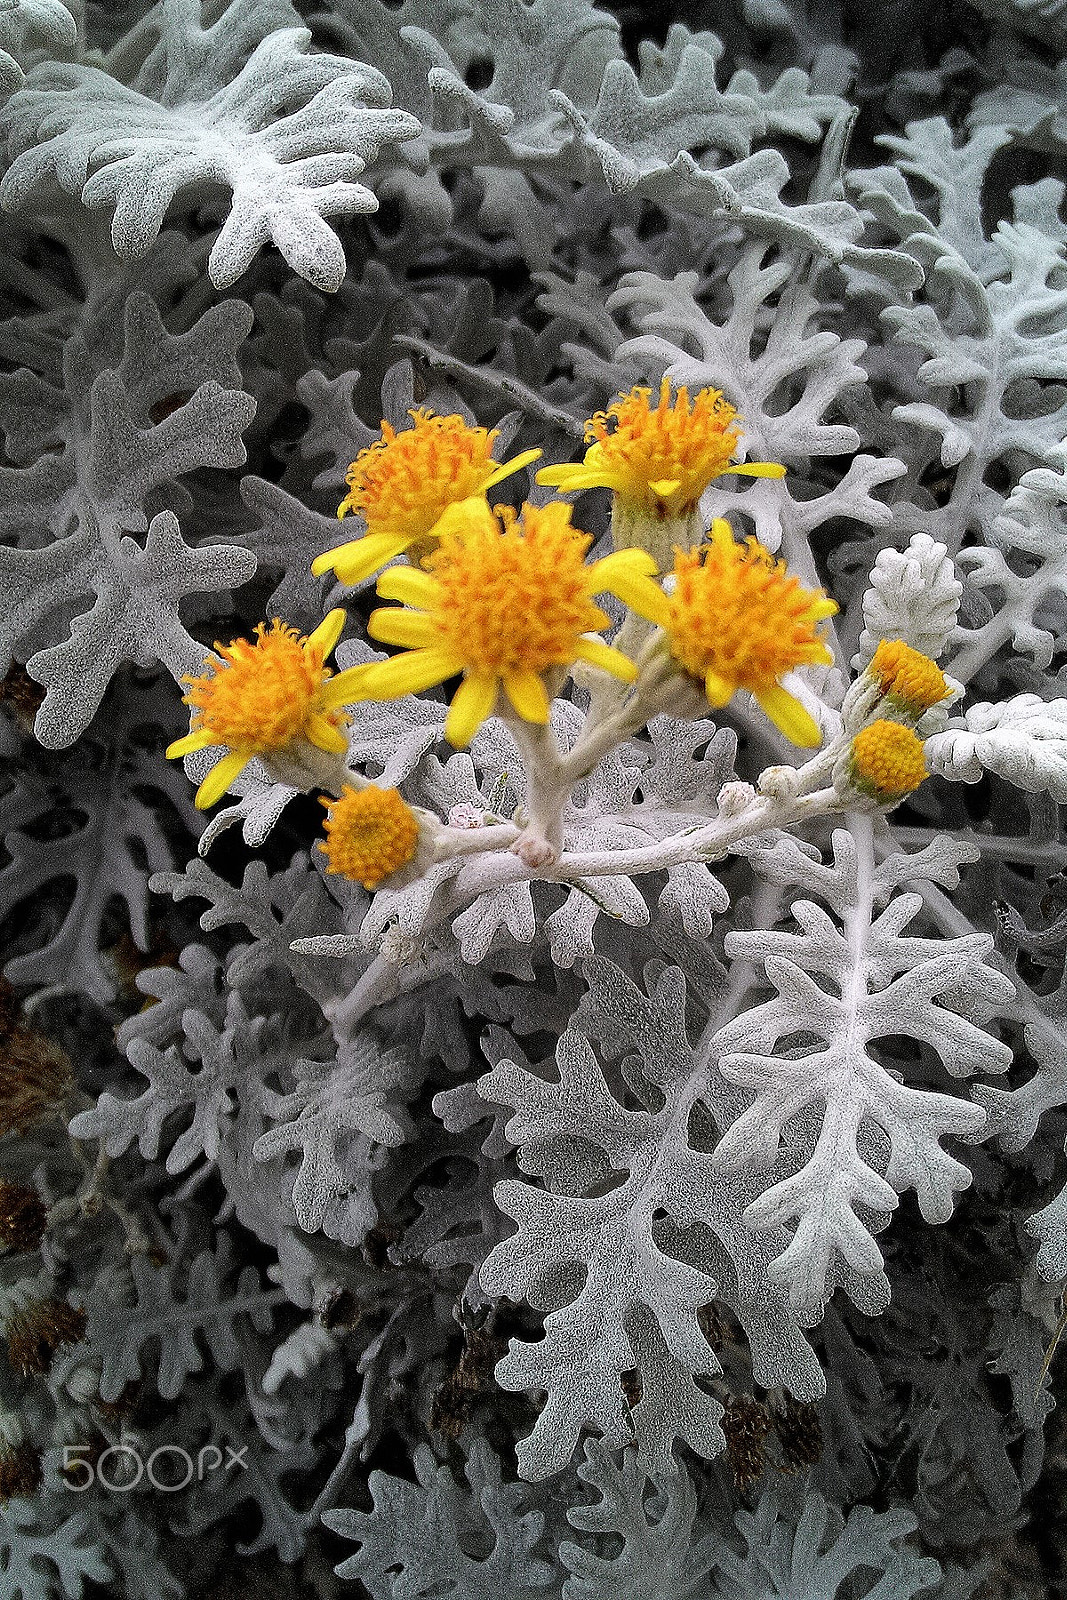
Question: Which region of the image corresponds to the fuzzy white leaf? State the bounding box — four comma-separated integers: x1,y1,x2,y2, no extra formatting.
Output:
925,695,1067,801
857,533,962,664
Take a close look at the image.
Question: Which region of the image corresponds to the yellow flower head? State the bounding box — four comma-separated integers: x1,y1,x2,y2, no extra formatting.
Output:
313,410,542,587
849,720,928,803
536,375,785,517
166,610,366,809
331,496,659,747
869,638,950,718
627,520,837,747
319,784,420,889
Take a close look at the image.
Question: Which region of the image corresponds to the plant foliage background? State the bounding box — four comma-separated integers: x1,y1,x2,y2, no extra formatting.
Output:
1,0,1067,1595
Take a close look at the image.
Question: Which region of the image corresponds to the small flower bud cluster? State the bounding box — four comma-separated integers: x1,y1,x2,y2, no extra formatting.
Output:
835,639,952,808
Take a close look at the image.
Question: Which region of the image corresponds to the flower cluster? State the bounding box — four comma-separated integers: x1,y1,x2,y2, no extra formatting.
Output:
4,1298,86,1378
166,385,948,888
634,519,837,747
0,987,72,1139
835,636,952,807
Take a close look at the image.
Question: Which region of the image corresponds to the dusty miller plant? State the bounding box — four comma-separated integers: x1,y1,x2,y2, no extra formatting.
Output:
0,0,1066,1596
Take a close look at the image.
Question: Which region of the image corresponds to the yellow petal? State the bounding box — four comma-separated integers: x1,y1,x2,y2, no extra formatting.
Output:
311,538,361,577
313,532,411,585
194,750,249,809
484,446,542,489
367,608,438,648
703,669,735,709
720,460,787,478
574,637,639,682
594,560,669,626
591,548,659,581
359,646,462,700
307,607,346,658
444,673,497,747
428,495,499,543
376,566,440,607
648,477,681,498
755,684,822,747
318,664,376,709
535,464,613,493
502,668,550,723
166,729,215,759
306,714,349,754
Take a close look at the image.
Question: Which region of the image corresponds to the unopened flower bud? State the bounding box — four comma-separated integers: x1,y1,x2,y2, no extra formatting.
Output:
757,765,801,801
448,802,487,830
64,1362,102,1403
378,927,426,967
319,785,422,890
868,638,949,717
840,720,928,806
717,781,756,817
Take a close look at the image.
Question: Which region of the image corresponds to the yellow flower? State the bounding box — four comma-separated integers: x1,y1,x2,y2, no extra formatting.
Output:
166,610,365,808
332,497,658,748
626,519,837,747
869,638,950,717
849,720,928,802
312,410,542,587
536,376,785,518
319,785,420,889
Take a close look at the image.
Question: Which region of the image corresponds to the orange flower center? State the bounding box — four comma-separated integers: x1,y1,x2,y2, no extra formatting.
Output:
320,785,420,888
339,411,502,545
425,502,608,675
850,720,928,801
666,533,835,696
183,621,343,755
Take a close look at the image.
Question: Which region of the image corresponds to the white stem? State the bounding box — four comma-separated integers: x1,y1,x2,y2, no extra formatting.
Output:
324,954,403,1040
548,787,845,878
435,822,522,859
503,714,570,866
